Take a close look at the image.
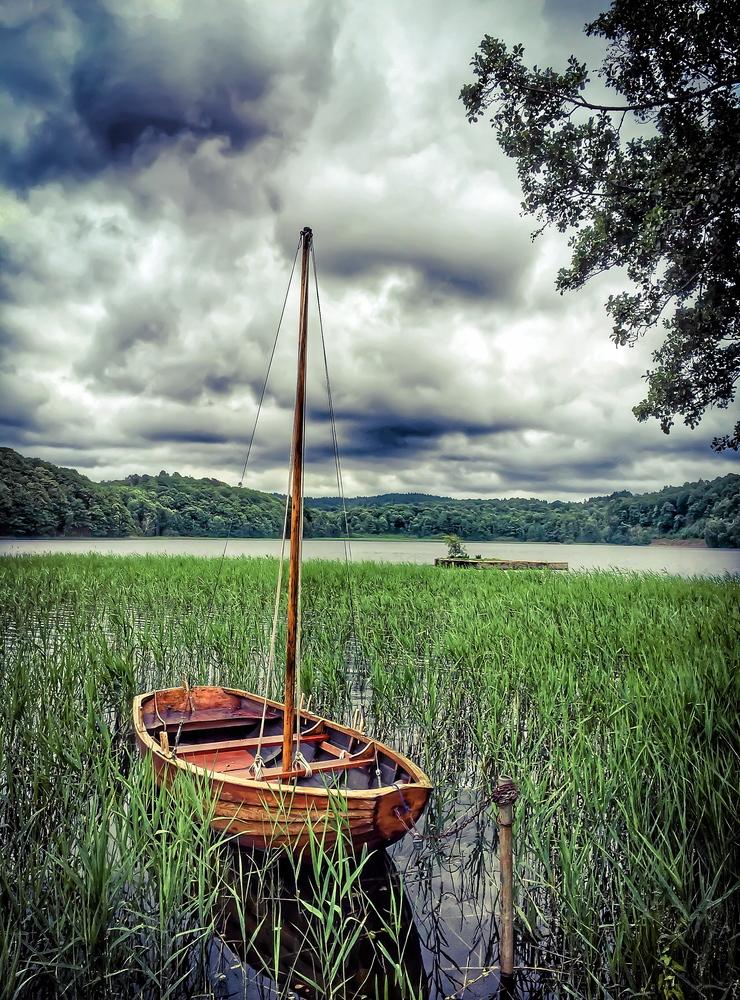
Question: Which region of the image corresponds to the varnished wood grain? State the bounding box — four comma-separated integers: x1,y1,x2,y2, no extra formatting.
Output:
133,683,431,850
177,731,327,756
284,227,313,766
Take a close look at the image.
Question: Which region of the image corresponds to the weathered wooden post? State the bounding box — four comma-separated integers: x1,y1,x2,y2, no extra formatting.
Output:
492,775,519,980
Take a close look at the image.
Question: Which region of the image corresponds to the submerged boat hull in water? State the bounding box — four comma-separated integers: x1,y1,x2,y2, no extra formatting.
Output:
133,685,431,850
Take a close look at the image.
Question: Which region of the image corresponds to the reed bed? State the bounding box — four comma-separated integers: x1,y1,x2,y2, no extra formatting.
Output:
0,554,737,999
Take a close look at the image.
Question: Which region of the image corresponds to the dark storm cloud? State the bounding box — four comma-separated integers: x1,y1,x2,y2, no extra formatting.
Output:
0,240,24,304
0,0,336,190
332,411,528,460
0,363,48,430
495,458,624,488
138,424,231,446
317,239,516,302
81,293,177,384
0,399,42,435
79,302,290,404
0,322,19,357
203,374,237,396
347,421,476,455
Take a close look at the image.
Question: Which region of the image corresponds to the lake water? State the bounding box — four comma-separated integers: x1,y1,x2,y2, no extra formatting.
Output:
1,536,738,577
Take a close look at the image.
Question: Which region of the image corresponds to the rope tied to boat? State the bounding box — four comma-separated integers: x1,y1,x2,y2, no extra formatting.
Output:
181,676,195,715
392,782,423,844
292,750,313,777
249,485,292,778
392,779,519,846
172,718,185,755
153,690,166,730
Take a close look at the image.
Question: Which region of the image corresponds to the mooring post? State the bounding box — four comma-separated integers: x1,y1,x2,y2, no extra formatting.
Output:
493,774,519,980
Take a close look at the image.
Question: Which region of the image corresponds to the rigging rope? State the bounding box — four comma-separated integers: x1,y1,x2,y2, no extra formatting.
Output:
199,230,356,781
391,781,519,846
249,478,292,780
203,240,301,636
310,240,361,680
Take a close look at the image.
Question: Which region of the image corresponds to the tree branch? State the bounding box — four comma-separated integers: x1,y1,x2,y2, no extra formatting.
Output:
485,78,739,116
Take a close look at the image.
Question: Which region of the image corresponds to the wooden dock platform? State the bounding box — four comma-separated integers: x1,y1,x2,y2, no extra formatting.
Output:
434,556,568,571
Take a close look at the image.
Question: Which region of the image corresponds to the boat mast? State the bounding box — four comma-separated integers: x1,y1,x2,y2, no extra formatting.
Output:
283,226,312,770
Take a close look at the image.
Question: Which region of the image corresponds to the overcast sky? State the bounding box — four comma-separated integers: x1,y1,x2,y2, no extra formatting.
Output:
1,0,737,500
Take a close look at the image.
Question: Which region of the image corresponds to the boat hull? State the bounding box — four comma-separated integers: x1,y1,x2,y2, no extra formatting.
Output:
133,685,431,851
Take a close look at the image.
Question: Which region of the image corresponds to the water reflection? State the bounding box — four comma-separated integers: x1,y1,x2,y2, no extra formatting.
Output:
211,847,428,999
389,802,558,1000
207,801,558,1000
2,606,564,997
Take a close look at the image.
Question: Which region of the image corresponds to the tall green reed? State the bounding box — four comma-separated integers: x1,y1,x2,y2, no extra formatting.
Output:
0,554,737,997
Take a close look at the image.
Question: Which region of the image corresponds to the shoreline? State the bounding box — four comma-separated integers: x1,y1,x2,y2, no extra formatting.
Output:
0,534,720,548
648,537,707,548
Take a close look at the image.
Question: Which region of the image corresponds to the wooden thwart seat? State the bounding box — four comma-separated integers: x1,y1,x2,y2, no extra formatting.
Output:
150,716,263,734
191,753,256,774
144,706,281,732
261,748,375,782
177,731,328,756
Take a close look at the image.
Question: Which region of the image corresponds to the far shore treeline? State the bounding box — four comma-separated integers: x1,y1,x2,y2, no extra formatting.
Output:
1,447,738,547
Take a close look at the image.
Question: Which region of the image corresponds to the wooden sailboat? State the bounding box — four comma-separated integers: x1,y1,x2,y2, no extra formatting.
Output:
133,227,432,850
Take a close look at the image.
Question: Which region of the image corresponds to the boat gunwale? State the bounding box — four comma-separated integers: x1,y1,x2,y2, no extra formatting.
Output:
133,684,432,800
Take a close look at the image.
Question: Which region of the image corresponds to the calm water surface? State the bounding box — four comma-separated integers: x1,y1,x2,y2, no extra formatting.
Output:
1,536,738,577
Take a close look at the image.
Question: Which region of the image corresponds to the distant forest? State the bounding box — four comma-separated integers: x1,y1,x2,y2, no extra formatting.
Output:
1,447,738,547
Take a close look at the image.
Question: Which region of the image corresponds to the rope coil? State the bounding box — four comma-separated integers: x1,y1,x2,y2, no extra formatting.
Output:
491,780,519,806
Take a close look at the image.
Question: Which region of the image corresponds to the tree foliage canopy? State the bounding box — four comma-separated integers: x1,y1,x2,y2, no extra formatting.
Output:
460,0,740,450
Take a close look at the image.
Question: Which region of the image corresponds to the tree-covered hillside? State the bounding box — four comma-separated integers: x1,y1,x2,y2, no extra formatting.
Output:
307,493,453,509
0,448,136,537
111,471,285,538
0,450,284,539
306,478,740,547
0,447,737,546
